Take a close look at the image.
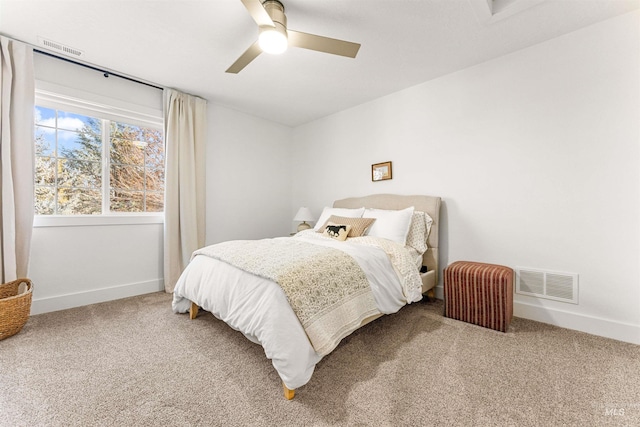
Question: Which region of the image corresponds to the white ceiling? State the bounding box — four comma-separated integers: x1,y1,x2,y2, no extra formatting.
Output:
1,0,638,127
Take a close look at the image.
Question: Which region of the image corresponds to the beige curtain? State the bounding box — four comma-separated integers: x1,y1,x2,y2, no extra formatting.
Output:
163,89,206,292
0,36,34,283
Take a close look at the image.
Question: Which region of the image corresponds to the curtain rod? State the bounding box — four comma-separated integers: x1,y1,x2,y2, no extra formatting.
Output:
34,49,164,91
2,33,165,92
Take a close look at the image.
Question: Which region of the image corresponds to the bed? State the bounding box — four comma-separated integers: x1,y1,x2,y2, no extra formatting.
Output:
172,194,441,399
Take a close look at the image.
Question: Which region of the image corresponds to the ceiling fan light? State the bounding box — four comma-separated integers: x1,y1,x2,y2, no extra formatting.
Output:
259,27,288,54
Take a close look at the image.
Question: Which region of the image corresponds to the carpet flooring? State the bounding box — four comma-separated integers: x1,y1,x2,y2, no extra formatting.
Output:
1,292,638,426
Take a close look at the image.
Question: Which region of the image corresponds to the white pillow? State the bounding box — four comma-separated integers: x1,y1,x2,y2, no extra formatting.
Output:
313,207,365,231
363,206,415,245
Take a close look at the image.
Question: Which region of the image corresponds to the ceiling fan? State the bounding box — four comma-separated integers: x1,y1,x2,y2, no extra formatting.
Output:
226,0,361,73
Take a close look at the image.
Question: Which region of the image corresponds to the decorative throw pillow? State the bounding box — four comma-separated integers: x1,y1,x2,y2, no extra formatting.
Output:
322,222,352,241
317,215,375,237
313,207,365,231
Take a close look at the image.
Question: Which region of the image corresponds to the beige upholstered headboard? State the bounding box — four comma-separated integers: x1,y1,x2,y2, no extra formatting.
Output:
333,194,442,286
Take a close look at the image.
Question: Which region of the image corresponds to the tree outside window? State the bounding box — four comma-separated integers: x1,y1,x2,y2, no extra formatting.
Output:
34,106,164,215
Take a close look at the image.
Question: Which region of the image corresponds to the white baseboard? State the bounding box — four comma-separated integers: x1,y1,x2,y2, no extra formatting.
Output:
513,301,640,345
30,279,164,315
433,285,639,345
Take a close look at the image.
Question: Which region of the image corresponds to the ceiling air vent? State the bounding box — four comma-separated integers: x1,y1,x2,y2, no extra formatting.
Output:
516,267,578,304
469,0,544,24
38,37,84,57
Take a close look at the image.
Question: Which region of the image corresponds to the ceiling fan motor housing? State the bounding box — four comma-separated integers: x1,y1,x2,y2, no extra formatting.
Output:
259,0,288,53
262,0,287,31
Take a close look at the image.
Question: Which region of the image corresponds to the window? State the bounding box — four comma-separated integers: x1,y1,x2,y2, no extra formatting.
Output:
34,92,164,216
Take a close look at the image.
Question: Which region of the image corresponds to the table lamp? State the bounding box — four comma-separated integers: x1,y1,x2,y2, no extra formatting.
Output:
293,207,315,232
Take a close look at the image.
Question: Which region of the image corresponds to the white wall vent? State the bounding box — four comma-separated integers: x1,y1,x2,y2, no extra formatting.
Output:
38,37,84,57
516,267,578,304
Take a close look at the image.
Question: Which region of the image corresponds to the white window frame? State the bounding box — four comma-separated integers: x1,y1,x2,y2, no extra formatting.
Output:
33,81,165,228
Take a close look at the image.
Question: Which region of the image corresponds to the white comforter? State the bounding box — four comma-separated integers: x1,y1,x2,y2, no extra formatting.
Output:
172,230,421,390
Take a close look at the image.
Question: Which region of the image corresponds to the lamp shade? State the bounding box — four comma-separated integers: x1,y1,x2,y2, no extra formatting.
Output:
293,207,315,222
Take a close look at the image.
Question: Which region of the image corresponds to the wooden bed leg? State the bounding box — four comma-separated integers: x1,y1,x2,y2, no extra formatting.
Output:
426,289,435,301
283,382,295,400
189,302,199,320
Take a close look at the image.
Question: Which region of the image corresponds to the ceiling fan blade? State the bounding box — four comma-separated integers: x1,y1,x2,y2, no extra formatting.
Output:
287,30,360,58
226,41,262,73
240,0,275,27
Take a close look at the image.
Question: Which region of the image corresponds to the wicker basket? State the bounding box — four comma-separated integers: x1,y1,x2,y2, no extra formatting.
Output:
0,278,33,340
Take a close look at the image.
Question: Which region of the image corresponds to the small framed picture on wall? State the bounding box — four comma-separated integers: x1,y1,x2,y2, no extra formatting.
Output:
372,161,392,182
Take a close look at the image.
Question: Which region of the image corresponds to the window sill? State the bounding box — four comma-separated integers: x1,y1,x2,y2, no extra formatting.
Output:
33,214,164,228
